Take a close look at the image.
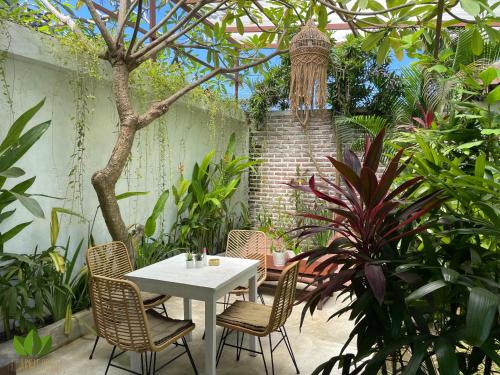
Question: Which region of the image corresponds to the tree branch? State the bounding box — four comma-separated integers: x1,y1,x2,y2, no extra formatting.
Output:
135,0,187,49
82,0,116,49
132,0,209,60
126,0,143,58
39,0,83,35
319,0,438,16
116,0,139,45
133,0,228,63
137,47,287,128
433,0,445,59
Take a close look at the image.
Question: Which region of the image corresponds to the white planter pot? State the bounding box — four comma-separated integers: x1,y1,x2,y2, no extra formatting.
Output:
186,260,195,268
272,252,286,267
195,259,204,268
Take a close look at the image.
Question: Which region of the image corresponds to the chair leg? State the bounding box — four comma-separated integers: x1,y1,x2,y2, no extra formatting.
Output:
257,337,269,375
89,336,99,360
216,328,230,366
280,327,300,374
258,289,265,305
104,346,116,375
269,333,275,375
182,337,199,375
161,303,168,317
236,332,245,361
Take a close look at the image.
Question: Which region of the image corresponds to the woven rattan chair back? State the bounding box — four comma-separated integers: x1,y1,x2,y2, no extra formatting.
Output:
226,230,267,283
268,262,299,332
90,275,152,352
86,241,133,279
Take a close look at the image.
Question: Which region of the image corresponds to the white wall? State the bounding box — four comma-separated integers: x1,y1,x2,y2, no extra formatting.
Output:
0,22,249,256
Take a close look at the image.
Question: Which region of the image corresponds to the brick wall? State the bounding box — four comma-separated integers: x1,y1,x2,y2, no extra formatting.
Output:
249,110,337,225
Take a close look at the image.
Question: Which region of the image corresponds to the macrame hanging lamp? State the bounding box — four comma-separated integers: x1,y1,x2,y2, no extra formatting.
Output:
289,20,331,117
288,20,331,179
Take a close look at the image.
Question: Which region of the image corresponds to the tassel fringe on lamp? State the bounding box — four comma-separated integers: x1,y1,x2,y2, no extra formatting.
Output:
289,20,331,113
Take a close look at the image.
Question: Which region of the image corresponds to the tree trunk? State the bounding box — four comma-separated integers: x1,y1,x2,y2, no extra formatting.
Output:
91,60,139,257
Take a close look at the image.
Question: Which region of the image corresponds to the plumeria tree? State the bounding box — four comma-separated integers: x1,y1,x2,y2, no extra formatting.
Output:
32,0,498,251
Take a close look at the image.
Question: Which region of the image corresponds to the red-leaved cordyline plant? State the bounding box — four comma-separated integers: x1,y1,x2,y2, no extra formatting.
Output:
289,128,444,316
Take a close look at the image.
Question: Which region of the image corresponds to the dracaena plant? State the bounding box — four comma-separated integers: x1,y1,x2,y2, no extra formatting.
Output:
290,128,444,374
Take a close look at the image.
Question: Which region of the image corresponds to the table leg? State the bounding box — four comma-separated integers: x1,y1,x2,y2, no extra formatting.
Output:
184,298,193,341
205,299,217,375
248,275,257,356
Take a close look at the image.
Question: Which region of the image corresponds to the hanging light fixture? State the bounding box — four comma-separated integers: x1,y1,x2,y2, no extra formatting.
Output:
289,20,331,113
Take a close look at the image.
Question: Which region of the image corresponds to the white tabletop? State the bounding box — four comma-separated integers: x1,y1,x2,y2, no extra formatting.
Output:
125,253,259,301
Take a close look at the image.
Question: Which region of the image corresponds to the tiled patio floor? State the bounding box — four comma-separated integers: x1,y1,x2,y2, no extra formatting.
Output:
19,291,355,375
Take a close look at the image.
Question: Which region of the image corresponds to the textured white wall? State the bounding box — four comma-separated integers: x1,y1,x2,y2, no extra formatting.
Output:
0,22,249,256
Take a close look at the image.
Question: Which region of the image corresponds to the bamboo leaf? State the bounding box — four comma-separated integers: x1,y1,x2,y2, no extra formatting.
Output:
464,287,497,346
10,192,44,218
406,280,447,302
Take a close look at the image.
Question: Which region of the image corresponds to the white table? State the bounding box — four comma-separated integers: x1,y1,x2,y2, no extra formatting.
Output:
125,254,259,375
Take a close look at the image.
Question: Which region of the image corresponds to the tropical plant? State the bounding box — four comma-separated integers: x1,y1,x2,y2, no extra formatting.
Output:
289,128,446,374
0,250,55,338
0,99,50,252
42,208,89,334
394,134,500,374
169,133,256,254
13,329,52,358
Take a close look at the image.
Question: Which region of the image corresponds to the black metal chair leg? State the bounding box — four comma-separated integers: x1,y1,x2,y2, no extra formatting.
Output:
104,346,116,375
236,332,245,361
161,303,168,317
182,337,199,375
215,327,227,363
259,290,265,304
216,327,230,366
269,333,275,375
258,337,269,375
141,353,145,375
89,336,100,360
281,327,300,374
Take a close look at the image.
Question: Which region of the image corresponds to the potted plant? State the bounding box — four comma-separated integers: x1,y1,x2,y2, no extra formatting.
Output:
195,252,204,268
185,252,195,268
271,243,286,267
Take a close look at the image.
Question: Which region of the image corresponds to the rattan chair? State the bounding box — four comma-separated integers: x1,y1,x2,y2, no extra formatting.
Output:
86,241,170,360
215,262,300,375
90,275,197,375
225,230,267,304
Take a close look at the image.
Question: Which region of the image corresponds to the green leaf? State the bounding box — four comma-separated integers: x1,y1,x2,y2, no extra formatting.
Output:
236,17,244,35
64,304,72,335
479,67,499,86
52,207,86,221
50,207,59,247
485,85,500,104
24,329,35,356
464,287,497,346
361,31,385,51
461,0,481,16
471,28,483,55
13,335,27,356
0,167,25,178
0,99,45,154
406,280,447,302
317,5,328,30
32,329,42,355
456,140,484,150
0,221,32,243
144,190,169,237
376,36,390,65
116,191,149,200
10,192,44,218
0,121,50,173
481,128,500,135
435,338,459,375
428,64,448,73
38,335,52,357
474,152,486,177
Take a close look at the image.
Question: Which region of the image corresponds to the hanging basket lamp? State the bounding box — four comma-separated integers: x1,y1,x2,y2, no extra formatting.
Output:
289,20,331,112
